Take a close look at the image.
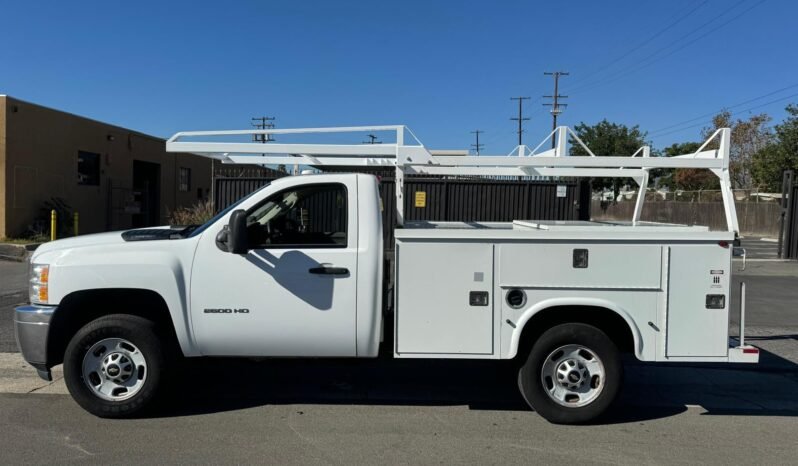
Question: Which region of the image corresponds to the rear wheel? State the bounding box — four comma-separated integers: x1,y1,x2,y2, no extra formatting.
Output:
64,314,166,418
518,323,622,424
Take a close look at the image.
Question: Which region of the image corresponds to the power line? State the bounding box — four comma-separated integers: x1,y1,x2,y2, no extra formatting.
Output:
543,71,569,148
652,91,798,139
569,0,757,95
480,128,518,149
510,96,531,146
470,130,484,155
569,0,749,94
649,83,798,137
568,1,708,88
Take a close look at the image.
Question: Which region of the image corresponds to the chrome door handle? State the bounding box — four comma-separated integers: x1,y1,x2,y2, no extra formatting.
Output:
308,266,349,275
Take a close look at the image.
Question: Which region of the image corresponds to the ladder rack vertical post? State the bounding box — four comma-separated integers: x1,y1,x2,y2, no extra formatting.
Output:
632,146,651,225
717,128,740,235
395,127,405,227
555,126,568,157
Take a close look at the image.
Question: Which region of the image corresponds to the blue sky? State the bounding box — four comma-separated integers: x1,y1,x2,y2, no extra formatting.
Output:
2,0,796,153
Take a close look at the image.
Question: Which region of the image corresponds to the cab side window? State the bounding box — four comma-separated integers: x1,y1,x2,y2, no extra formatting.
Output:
245,183,347,248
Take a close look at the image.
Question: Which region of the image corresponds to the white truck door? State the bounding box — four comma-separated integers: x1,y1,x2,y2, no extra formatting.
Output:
190,180,358,357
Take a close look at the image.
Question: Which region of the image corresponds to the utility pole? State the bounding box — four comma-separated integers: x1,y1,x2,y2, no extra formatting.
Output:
543,71,569,148
510,96,530,146
250,116,280,174
251,116,276,143
362,134,381,144
470,130,484,155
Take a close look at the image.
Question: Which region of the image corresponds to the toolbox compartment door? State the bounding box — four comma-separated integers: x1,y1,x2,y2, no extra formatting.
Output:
395,242,494,355
666,245,730,357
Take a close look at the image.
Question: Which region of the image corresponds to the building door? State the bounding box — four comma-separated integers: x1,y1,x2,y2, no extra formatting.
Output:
132,160,161,227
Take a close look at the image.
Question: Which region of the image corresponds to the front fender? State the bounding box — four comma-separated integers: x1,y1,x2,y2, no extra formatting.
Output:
35,240,200,356
507,297,644,360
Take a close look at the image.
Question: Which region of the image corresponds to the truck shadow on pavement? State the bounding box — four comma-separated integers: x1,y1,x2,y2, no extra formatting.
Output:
152,345,798,424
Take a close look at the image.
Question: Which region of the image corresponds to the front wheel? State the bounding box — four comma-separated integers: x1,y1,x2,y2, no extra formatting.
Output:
63,314,166,418
518,323,622,424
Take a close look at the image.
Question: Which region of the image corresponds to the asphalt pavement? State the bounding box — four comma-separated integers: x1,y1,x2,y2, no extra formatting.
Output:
1,351,798,464
0,260,27,352
738,236,780,259
1,256,797,463
0,260,28,294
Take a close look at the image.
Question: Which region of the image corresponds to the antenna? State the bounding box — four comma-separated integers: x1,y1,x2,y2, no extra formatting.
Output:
362,134,382,144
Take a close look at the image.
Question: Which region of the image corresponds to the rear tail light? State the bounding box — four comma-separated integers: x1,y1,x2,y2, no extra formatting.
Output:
705,294,725,309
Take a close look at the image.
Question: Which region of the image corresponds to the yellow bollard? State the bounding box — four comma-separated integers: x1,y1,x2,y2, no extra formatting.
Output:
73,212,79,236
50,209,57,241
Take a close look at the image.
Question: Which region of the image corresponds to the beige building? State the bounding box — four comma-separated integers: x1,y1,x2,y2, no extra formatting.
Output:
0,95,212,238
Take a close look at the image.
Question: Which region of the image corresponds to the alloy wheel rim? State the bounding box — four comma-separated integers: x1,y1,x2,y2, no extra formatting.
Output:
540,344,605,408
81,337,148,401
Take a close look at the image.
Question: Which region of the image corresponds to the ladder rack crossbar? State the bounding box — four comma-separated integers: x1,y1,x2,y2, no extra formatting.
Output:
166,125,738,234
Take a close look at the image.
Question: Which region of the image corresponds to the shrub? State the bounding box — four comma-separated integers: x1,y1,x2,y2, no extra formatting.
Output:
25,198,74,239
168,200,214,226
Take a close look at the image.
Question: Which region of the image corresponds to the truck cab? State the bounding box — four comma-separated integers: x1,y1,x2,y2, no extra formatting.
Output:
189,173,383,358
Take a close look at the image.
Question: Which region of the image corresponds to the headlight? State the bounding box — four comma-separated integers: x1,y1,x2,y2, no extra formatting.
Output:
30,264,49,304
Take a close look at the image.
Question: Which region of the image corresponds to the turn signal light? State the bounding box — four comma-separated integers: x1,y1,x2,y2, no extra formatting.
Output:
30,264,49,304
31,284,48,303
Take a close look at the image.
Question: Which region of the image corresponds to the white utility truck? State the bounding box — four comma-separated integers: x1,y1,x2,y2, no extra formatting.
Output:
15,125,758,424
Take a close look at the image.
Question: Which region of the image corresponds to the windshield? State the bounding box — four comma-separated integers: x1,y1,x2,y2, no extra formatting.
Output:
187,183,270,238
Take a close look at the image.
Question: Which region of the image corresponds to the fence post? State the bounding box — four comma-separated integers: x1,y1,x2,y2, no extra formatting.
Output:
779,170,794,258
50,209,57,241
73,212,79,236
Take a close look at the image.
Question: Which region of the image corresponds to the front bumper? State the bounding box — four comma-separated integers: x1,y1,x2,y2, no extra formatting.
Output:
14,304,56,381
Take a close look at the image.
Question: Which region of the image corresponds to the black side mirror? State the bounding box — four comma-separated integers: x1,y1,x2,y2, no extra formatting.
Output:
228,209,249,254
215,226,229,251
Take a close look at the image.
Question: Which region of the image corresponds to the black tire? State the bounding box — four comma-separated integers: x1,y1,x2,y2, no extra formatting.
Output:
518,323,622,424
63,314,166,418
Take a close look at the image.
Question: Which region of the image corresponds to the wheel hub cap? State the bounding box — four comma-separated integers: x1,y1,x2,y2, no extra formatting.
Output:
102,353,134,382
541,344,605,408
557,359,588,390
82,338,147,402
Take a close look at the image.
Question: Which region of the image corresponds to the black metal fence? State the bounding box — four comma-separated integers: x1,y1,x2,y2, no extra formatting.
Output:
214,176,590,249
214,177,274,211
780,170,798,259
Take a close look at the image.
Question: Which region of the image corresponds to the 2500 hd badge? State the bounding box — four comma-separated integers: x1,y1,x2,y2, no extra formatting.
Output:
204,308,250,314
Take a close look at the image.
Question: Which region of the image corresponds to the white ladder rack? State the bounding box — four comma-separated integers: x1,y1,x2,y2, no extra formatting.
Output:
166,125,738,233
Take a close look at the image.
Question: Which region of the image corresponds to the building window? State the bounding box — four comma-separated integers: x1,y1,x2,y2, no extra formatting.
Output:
179,167,191,192
77,151,101,186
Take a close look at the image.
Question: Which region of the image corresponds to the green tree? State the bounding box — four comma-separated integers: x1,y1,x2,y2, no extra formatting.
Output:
569,120,651,198
751,104,798,191
661,142,719,191
662,142,702,157
701,111,772,189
